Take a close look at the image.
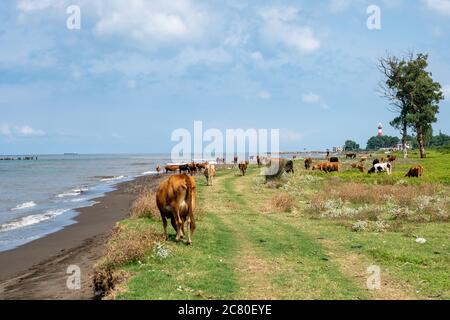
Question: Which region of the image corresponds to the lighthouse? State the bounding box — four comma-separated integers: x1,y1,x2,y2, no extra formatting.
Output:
377,123,383,136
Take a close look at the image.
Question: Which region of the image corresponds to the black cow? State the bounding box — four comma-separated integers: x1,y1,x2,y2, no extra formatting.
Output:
285,160,294,174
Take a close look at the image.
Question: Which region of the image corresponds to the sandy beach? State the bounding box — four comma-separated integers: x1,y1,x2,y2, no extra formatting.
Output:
0,174,164,300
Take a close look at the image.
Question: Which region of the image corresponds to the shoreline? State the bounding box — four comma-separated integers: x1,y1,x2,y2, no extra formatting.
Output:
0,173,164,300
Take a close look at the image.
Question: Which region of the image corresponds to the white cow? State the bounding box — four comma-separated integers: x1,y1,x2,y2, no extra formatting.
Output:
370,162,392,175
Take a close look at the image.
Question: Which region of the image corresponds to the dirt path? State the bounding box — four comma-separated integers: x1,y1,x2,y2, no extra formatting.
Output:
201,174,277,299
116,167,418,300
201,169,366,299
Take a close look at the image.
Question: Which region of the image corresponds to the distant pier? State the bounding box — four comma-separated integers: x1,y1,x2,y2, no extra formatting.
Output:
0,156,38,161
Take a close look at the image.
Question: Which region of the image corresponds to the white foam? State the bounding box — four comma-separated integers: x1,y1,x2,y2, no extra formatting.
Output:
57,191,80,198
57,187,88,198
142,171,157,175
100,175,125,182
0,209,70,232
11,201,36,211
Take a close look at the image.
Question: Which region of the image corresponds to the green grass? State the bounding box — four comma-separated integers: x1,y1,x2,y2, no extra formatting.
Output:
106,150,449,300
332,150,450,185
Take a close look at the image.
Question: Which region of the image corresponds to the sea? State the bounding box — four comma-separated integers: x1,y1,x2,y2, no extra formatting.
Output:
0,154,171,252
0,152,327,253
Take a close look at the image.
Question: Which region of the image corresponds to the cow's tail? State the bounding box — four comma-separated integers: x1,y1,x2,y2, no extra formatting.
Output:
185,176,196,233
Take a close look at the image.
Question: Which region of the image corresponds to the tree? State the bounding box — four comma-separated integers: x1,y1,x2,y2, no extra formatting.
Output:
379,53,444,158
378,54,410,158
366,135,400,150
344,140,360,151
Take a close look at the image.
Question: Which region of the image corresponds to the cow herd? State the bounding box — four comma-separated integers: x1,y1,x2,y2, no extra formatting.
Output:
304,154,423,178
154,153,425,245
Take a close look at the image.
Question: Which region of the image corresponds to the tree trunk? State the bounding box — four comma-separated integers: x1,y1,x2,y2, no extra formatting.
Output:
417,128,427,158
402,121,408,159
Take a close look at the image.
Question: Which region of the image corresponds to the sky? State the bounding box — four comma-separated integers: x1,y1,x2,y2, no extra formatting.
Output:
1,0,450,154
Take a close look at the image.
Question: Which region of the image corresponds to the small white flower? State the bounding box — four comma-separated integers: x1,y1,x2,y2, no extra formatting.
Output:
415,237,427,244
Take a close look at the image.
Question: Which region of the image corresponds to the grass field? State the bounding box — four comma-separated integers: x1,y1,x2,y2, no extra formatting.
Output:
96,150,450,300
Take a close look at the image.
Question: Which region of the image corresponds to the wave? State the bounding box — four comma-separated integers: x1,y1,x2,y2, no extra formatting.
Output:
57,187,89,198
0,209,70,232
11,201,36,211
100,175,125,182
141,171,158,175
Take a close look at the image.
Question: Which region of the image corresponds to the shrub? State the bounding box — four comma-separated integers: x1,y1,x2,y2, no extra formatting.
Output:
270,194,296,212
93,224,164,298
131,188,159,219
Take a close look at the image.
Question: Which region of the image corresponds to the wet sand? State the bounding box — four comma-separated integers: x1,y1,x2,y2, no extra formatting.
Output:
0,174,164,300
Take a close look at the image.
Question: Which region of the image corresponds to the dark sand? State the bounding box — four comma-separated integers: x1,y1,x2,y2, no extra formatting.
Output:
0,174,164,300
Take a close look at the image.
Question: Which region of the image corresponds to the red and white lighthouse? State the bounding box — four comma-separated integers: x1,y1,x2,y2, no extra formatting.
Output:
377,123,383,136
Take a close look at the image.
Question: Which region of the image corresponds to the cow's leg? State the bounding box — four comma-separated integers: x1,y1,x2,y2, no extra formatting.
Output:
170,216,177,233
187,215,192,245
180,217,185,239
174,206,182,242
161,215,168,240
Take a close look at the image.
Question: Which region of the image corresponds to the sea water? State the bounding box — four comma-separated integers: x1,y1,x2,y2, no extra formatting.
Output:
0,154,170,252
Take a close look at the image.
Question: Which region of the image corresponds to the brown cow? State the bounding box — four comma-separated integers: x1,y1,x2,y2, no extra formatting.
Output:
387,155,397,162
312,162,341,173
351,162,365,173
196,162,208,170
346,153,357,159
156,164,161,174
156,174,197,244
257,155,262,168
187,162,197,175
165,164,180,173
238,161,249,176
304,158,313,170
405,165,424,178
204,164,216,186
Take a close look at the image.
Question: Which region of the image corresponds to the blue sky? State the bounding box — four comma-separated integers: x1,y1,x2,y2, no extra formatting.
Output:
1,0,450,154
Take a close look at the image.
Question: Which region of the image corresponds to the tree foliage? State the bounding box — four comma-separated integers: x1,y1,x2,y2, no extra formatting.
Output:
344,140,360,151
366,135,400,150
378,53,444,158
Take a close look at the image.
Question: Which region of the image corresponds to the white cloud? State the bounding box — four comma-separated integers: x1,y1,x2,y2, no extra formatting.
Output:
259,6,320,54
302,93,321,103
258,91,272,99
329,0,355,13
0,124,45,138
302,93,330,109
94,0,211,46
425,0,450,15
443,84,450,99
88,47,232,78
15,125,45,136
17,0,64,12
0,124,13,138
249,51,263,61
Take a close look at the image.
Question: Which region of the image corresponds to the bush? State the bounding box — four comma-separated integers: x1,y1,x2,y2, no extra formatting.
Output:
270,194,296,212
93,224,164,298
131,188,159,219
